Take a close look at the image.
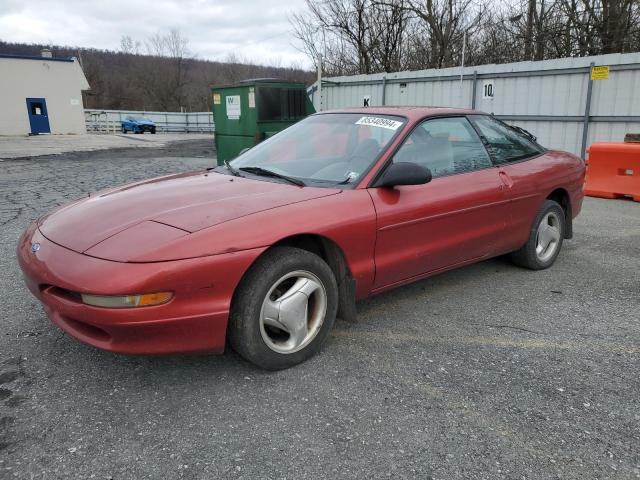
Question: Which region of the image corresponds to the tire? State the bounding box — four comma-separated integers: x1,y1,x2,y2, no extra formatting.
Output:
510,200,565,270
121,126,127,133
228,246,338,370
151,128,156,134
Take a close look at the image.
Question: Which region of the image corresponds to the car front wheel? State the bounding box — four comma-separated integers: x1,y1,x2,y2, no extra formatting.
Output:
121,126,127,133
510,199,565,270
228,246,338,370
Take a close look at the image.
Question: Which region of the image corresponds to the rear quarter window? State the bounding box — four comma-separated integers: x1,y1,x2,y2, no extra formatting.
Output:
470,115,543,164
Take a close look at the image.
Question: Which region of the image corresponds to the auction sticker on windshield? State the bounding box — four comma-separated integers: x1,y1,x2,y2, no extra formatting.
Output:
355,116,403,130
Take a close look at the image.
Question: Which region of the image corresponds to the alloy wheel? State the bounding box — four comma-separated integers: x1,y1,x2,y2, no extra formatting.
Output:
259,270,327,354
535,211,561,262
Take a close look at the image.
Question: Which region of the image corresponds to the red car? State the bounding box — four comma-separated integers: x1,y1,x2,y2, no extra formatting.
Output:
17,107,585,369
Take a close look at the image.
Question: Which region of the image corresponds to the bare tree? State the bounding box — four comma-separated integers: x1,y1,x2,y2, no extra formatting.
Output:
369,1,411,72
400,0,488,68
120,35,141,55
292,0,489,74
292,0,639,76
139,29,193,110
292,0,414,75
558,0,640,55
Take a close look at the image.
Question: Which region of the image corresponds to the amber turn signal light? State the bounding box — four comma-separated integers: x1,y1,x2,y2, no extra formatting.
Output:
80,291,173,308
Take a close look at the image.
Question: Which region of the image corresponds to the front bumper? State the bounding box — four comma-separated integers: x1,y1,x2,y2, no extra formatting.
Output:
17,222,264,355
136,124,155,132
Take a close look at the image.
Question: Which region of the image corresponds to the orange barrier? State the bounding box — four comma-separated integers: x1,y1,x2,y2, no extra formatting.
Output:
584,142,640,202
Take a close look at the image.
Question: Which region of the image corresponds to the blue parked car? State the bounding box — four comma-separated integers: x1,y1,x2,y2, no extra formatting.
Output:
121,116,156,134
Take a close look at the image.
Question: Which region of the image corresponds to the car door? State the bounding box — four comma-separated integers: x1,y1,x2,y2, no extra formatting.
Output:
468,115,547,253
368,116,511,289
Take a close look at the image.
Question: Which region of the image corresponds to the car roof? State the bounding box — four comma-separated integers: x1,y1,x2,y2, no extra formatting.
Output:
317,106,483,121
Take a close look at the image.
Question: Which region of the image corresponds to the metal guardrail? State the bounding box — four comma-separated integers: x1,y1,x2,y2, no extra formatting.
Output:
85,109,214,134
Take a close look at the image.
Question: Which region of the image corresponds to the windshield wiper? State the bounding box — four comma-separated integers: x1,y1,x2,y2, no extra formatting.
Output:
224,159,242,177
507,124,537,142
336,172,358,185
238,166,306,187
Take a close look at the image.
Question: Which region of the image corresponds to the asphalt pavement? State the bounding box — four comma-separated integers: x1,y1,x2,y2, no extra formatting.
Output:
0,133,210,160
0,139,638,479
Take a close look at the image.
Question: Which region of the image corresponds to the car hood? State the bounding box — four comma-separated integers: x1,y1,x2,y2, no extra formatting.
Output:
38,171,340,254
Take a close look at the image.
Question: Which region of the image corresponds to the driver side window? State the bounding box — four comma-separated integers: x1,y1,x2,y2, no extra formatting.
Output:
392,117,492,178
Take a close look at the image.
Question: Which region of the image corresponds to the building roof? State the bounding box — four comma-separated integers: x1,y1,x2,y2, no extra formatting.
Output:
0,53,75,63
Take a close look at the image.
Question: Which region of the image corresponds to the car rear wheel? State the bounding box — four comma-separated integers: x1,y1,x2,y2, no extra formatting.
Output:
510,199,565,270
121,126,127,133
228,246,338,370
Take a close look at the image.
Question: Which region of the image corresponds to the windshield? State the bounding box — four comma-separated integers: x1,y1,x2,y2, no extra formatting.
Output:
229,113,406,186
133,117,151,122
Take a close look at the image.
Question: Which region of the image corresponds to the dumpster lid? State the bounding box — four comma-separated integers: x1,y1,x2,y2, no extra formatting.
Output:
237,78,283,84
211,78,307,90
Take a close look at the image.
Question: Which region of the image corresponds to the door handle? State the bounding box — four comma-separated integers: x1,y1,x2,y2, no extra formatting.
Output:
499,171,514,188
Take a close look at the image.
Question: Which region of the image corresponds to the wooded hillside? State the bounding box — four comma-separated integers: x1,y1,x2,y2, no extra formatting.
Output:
0,39,314,112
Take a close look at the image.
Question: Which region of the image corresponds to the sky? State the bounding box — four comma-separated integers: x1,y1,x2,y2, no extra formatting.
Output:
0,0,312,68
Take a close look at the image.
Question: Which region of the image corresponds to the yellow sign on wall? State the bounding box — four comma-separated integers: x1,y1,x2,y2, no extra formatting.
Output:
591,66,609,80
213,93,221,104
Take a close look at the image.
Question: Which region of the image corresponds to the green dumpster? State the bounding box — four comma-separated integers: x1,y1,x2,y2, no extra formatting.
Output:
211,79,315,165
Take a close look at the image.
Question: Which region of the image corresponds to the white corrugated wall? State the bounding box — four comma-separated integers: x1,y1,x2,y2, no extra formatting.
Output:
310,53,640,156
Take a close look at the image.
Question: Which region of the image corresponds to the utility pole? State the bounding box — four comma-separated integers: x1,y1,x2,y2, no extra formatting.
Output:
525,0,536,60
459,31,467,106
460,31,466,88
317,54,323,112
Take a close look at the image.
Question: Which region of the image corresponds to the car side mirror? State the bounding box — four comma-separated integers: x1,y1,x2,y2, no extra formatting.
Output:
376,162,432,188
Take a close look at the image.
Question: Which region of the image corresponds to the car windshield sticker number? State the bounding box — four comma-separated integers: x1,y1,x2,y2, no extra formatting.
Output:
226,95,241,119
355,116,402,130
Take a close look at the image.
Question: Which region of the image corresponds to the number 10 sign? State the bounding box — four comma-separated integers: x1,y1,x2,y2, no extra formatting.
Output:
482,80,495,100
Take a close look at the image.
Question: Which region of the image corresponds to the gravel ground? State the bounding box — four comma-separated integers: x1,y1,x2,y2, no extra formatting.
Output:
0,133,211,160
0,139,638,479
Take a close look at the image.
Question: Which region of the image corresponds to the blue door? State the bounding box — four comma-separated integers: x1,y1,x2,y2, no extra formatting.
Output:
26,98,51,134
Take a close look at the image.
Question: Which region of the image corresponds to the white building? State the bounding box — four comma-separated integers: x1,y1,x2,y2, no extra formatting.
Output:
0,51,90,135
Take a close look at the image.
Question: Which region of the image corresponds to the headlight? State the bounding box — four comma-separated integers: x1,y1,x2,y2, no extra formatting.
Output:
80,292,173,308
